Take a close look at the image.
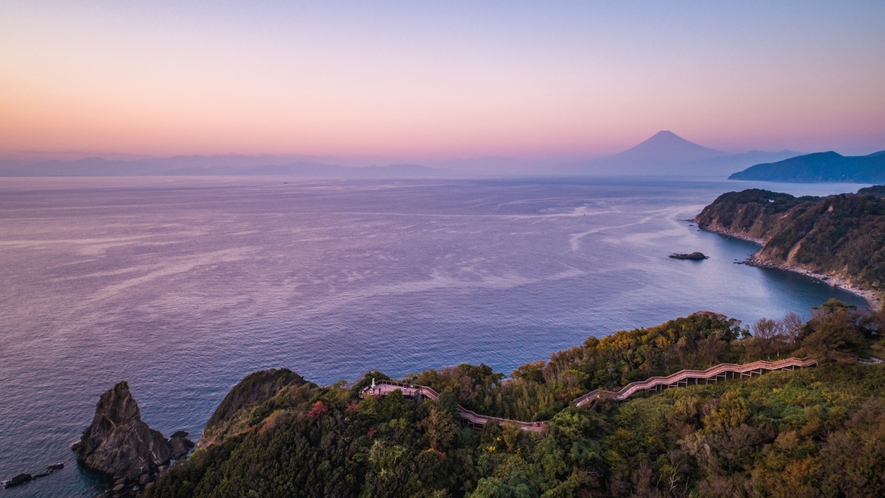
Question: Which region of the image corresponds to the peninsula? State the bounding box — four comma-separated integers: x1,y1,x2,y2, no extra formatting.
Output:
695,186,885,310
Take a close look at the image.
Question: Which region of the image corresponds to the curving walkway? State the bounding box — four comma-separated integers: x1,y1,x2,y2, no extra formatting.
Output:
359,379,548,432
570,356,818,407
360,356,819,431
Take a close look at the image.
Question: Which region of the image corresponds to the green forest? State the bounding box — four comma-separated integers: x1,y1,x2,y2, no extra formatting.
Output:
145,301,885,498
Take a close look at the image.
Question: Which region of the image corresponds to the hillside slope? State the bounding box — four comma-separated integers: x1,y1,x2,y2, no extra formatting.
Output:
146,306,885,498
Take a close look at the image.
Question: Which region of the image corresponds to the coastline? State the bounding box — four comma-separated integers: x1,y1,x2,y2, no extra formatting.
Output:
698,223,883,312
748,259,883,313
695,223,769,246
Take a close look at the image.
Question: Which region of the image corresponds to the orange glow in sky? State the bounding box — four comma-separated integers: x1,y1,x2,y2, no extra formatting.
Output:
1,2,884,160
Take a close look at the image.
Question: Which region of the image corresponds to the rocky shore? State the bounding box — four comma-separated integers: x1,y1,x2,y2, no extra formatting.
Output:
747,258,883,312
699,223,883,312
694,222,769,246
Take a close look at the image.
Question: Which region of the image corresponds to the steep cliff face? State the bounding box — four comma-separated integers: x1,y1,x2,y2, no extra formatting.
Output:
76,381,171,481
197,368,313,449
695,188,885,298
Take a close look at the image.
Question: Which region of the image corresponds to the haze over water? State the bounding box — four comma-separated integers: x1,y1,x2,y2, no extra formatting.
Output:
0,177,868,496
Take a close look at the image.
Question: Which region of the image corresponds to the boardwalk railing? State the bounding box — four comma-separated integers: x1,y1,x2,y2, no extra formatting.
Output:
571,356,818,407
360,356,819,431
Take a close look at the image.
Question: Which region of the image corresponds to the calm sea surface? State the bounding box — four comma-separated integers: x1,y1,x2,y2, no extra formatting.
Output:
0,177,869,496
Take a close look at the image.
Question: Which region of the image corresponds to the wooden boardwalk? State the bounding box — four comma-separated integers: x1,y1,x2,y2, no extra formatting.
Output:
570,356,818,407
360,380,548,432
360,356,819,431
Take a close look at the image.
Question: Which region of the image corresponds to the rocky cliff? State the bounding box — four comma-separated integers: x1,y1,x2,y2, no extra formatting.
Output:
75,381,193,496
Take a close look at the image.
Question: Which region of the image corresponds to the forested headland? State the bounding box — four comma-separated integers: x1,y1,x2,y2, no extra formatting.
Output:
696,186,885,307
727,151,885,183
145,300,885,498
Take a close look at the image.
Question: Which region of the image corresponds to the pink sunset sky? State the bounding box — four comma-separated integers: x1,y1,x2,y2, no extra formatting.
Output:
1,1,884,162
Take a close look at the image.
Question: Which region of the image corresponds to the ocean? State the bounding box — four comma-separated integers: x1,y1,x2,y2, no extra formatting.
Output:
0,176,869,496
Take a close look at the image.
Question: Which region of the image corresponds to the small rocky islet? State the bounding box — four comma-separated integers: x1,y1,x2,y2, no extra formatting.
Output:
71,381,194,498
1,462,65,489
668,251,708,260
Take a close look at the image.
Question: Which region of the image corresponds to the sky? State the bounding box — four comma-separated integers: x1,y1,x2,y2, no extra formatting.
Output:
1,1,884,162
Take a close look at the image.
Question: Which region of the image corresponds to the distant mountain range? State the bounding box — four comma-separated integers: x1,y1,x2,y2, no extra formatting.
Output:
557,131,801,177
1,132,806,178
729,150,885,183
0,156,451,178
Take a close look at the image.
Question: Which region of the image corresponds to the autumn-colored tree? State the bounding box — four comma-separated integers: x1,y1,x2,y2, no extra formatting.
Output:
306,400,328,419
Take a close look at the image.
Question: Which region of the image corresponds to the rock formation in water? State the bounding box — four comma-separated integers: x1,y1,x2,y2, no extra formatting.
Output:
4,473,33,488
2,463,65,490
169,431,195,460
75,381,194,496
669,252,708,260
